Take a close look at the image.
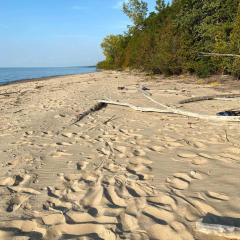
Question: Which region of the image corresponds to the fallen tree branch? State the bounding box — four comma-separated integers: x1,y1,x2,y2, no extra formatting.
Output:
199,52,240,58
179,94,240,104
98,100,169,113
72,102,107,125
196,213,240,240
139,89,240,121
98,99,240,122
215,97,240,101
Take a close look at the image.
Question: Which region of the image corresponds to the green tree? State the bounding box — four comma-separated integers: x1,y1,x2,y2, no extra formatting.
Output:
231,2,240,77
97,34,128,69
155,0,166,13
176,0,239,76
231,2,240,53
98,0,240,79
123,0,148,29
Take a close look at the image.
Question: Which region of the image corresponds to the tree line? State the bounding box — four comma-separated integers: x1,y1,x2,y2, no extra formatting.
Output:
97,0,240,78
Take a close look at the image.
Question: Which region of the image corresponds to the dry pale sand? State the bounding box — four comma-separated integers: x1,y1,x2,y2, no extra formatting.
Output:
0,71,240,240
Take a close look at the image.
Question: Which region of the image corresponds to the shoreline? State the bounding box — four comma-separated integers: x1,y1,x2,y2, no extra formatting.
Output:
0,70,99,88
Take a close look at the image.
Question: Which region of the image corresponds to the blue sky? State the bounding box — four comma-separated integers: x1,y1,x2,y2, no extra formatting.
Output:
0,0,164,67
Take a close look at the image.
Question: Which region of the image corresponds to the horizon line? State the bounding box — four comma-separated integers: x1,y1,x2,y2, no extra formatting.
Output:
0,65,96,69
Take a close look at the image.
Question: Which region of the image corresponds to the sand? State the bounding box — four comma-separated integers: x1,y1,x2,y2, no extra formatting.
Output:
0,71,240,240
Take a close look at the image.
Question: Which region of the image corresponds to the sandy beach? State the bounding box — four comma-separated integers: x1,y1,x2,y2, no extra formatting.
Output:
0,71,240,240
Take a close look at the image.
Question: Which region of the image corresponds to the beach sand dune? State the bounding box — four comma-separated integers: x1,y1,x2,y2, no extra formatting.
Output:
0,71,240,239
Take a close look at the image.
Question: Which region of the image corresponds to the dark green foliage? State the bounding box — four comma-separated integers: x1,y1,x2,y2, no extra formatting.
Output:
175,0,239,76
98,0,240,78
155,0,166,12
97,34,129,69
123,0,148,29
230,2,240,78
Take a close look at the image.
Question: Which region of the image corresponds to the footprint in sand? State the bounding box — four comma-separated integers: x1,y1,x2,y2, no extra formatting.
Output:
189,198,219,216
129,157,152,166
167,173,191,190
46,224,116,240
104,163,123,173
167,171,202,190
41,131,54,137
219,152,240,161
42,213,66,225
147,224,182,240
24,131,34,136
51,150,73,158
126,163,152,180
168,177,189,190
76,161,88,170
132,149,146,157
105,185,127,207
7,194,30,212
148,145,165,152
177,151,198,159
114,145,127,154
97,148,111,156
147,194,177,211
142,205,175,224
191,157,208,165
80,134,91,140
126,181,153,197
120,212,139,232
189,171,202,180
66,211,118,225
192,141,207,149
166,141,184,148
206,191,229,201
197,152,214,159
55,142,73,146
0,220,46,238
62,132,77,138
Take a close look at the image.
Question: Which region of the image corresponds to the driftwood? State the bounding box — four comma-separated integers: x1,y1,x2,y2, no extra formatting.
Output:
215,97,240,101
179,94,240,104
199,52,240,58
196,214,240,240
139,88,240,122
99,99,240,122
98,87,240,122
196,222,240,239
72,102,107,125
98,100,169,113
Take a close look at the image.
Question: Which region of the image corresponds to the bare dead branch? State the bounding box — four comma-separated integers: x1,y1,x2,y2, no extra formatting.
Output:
72,102,107,125
199,52,240,58
179,94,240,104
98,99,240,122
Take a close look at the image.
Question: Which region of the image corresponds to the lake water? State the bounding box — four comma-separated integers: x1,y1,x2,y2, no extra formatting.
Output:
0,66,96,85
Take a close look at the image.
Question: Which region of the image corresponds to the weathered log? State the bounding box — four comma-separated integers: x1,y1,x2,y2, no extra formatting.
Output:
139,88,240,121
98,100,169,113
179,94,240,104
98,99,240,122
72,102,107,125
199,52,240,58
196,219,240,240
